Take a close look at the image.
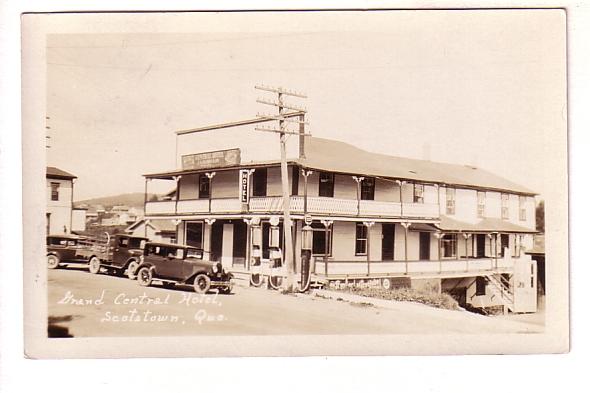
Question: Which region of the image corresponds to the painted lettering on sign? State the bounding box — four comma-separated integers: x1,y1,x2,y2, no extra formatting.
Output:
239,169,250,203
181,149,241,170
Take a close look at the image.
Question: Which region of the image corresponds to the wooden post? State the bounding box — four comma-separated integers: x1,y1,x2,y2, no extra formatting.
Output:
206,172,216,213
401,222,411,274
352,176,364,216
364,221,375,275
321,220,333,277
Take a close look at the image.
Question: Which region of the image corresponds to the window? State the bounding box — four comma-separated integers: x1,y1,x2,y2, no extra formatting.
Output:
318,172,335,198
360,177,375,200
413,184,424,203
119,237,129,247
501,194,510,220
475,277,487,296
311,222,333,256
441,234,457,258
252,168,267,197
355,223,368,255
198,175,210,199
50,182,60,201
185,222,203,249
519,196,527,221
477,191,486,218
291,166,299,196
446,188,456,215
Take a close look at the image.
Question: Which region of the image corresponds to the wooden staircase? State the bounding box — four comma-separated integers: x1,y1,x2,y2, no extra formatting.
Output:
485,274,514,313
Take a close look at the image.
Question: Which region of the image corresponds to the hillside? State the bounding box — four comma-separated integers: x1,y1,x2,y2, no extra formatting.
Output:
76,192,159,209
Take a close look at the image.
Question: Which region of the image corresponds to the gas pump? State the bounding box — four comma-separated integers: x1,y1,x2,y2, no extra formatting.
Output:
267,218,283,290
298,224,313,292
249,218,264,287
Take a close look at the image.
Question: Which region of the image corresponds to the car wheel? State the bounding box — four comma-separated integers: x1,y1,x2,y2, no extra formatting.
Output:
47,255,60,269
193,274,211,294
88,257,101,274
137,267,152,287
126,261,139,280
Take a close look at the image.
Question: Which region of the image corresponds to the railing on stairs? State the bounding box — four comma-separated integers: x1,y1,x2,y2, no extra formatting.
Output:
485,274,514,312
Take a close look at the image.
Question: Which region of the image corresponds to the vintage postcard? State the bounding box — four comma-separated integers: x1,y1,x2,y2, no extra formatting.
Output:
21,9,569,358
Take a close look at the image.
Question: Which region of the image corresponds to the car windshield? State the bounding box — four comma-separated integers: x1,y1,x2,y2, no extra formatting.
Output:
128,238,146,249
186,249,203,259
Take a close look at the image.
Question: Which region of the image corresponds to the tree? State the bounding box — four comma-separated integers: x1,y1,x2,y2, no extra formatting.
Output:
536,200,545,233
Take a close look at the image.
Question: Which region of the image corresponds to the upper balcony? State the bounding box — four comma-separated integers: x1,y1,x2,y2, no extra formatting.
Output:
145,195,440,219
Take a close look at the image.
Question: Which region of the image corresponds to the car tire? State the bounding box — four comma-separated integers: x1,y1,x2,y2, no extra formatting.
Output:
126,260,139,280
219,283,233,294
88,257,101,274
47,255,60,269
193,274,211,294
137,267,153,287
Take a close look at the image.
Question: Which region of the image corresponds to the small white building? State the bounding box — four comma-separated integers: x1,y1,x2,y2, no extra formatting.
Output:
126,219,177,243
46,166,76,234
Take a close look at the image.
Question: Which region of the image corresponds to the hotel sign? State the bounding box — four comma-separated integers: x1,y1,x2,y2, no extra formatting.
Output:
239,169,250,203
181,148,241,170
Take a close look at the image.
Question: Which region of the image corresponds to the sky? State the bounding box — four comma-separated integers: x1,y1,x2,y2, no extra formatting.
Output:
43,10,566,201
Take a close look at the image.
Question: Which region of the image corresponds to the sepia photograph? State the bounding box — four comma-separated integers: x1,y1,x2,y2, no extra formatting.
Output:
20,8,568,358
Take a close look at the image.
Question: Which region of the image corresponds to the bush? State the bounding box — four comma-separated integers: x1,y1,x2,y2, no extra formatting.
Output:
337,286,460,311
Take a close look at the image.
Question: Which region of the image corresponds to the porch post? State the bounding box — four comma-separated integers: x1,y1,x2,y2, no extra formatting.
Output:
395,180,405,217
352,176,364,215
206,172,216,213
302,169,313,215
173,175,182,214
401,222,411,274
243,218,252,270
363,221,375,275
321,220,333,276
434,231,443,273
172,219,181,244
462,233,472,272
144,178,150,217
205,218,216,261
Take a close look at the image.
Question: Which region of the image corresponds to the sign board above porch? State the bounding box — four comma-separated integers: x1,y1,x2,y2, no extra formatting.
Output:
181,149,241,170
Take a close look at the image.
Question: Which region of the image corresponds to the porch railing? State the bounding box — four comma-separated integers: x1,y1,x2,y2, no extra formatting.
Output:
314,257,512,277
145,195,440,219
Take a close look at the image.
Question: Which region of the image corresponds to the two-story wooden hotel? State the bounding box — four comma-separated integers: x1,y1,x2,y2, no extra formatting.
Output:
143,118,538,313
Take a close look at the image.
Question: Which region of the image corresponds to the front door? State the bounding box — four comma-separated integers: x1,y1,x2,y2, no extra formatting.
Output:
210,222,224,261
476,234,486,258
419,232,431,260
232,221,247,266
381,224,395,261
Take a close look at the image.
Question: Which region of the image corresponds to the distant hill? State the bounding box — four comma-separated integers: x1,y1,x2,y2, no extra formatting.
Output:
76,192,159,209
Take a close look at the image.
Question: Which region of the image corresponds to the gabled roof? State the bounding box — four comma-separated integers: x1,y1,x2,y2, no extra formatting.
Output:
144,136,536,196
436,215,536,233
299,137,536,195
126,219,178,234
46,166,76,180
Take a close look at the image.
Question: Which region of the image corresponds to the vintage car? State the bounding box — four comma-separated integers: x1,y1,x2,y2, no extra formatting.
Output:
82,234,149,279
134,242,233,294
46,234,89,269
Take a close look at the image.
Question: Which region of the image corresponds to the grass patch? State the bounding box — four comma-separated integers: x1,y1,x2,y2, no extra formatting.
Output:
337,287,460,311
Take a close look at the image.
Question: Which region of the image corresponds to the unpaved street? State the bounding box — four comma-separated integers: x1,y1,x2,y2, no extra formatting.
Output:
48,268,542,337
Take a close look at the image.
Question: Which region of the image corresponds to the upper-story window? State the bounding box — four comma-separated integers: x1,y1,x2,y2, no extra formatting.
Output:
360,177,375,200
477,191,486,218
50,182,60,201
318,172,335,198
501,193,510,220
252,168,267,197
446,187,456,215
198,174,210,199
413,184,424,203
519,196,527,221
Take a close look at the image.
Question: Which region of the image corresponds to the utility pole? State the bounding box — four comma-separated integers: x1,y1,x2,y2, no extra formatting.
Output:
254,84,309,291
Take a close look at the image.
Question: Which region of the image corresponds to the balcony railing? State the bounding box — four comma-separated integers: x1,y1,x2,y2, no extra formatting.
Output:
145,196,440,219
314,257,512,277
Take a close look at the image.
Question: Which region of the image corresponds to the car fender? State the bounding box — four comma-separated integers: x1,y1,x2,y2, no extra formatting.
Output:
187,269,211,284
124,257,139,268
47,251,61,259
